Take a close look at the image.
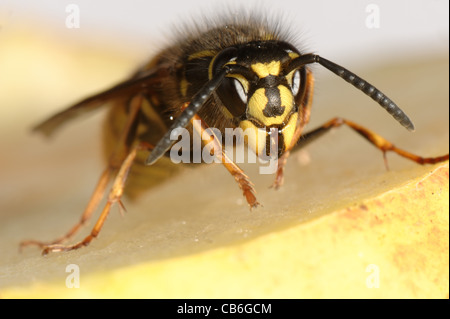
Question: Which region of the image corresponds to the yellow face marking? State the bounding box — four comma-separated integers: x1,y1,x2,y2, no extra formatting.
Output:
239,120,267,156
288,51,300,59
247,86,294,126
279,85,294,113
280,112,298,150
251,61,281,78
188,50,217,61
286,69,296,87
247,88,268,123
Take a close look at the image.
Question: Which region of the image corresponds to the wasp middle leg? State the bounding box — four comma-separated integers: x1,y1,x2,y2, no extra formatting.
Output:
294,117,449,167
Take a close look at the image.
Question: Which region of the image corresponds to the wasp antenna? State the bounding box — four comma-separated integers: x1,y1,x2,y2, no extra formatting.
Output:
315,55,415,131
146,67,230,165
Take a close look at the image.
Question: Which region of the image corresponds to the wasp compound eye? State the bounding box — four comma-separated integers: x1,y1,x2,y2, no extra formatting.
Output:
291,70,301,96
216,76,248,118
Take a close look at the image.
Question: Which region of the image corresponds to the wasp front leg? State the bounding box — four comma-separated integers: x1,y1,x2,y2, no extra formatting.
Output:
270,151,290,190
191,114,260,209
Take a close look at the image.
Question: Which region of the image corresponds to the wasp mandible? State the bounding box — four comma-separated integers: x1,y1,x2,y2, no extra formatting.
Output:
21,16,449,255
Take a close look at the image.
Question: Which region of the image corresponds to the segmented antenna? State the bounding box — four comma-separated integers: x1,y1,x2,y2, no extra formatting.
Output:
147,52,416,166
146,67,230,165
289,54,415,131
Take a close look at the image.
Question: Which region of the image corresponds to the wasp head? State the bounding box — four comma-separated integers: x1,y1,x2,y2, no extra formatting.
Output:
213,41,307,159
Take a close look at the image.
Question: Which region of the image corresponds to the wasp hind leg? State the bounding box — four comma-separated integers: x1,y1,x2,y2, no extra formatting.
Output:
20,95,151,254
19,167,114,251
294,117,449,167
39,142,153,254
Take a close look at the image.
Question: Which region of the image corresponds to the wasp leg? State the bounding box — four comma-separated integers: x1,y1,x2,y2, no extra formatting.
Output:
223,158,259,209
39,142,153,255
19,167,114,250
191,114,260,209
294,117,449,167
20,95,146,254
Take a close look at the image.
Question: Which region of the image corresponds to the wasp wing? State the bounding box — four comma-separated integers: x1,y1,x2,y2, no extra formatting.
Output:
34,66,169,137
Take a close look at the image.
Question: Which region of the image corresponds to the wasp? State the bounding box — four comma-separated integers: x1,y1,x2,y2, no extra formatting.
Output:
21,15,449,255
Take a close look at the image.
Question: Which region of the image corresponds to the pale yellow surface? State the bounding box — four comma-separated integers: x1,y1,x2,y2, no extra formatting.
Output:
0,29,448,298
